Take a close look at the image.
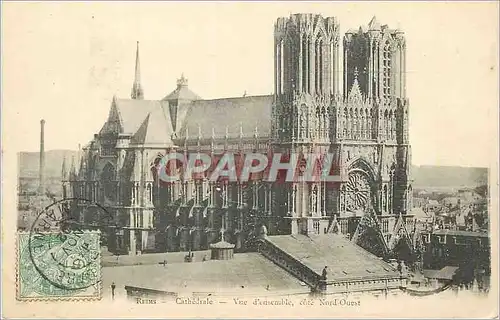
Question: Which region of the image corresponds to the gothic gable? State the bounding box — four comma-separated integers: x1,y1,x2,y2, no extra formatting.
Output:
347,78,366,106
388,213,412,252
385,213,415,261
99,98,123,135
351,209,389,258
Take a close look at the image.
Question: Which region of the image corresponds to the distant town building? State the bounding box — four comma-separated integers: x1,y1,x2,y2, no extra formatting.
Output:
422,229,490,275
425,200,441,212
458,188,482,204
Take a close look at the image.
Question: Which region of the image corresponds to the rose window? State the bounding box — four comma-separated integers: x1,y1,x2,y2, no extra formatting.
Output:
345,172,371,212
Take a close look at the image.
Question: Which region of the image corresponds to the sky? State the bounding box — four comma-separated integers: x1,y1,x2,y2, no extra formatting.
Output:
2,1,499,167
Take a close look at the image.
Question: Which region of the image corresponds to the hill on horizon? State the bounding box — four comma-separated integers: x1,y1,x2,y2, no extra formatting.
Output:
18,150,78,179
411,164,488,188
18,151,488,188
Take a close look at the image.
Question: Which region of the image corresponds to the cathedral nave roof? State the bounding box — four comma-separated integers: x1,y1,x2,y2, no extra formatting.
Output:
179,95,273,140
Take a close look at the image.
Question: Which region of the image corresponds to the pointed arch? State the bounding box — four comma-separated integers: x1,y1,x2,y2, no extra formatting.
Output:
382,40,392,103
313,18,328,41
383,185,388,212
101,162,117,203
96,160,116,178
284,21,298,42
360,108,365,139
346,156,377,182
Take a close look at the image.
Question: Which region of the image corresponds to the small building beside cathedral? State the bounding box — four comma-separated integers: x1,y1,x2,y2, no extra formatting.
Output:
62,14,415,267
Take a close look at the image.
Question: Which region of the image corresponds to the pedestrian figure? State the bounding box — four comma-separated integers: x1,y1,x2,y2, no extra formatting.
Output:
322,266,328,280
202,255,207,262
111,282,116,300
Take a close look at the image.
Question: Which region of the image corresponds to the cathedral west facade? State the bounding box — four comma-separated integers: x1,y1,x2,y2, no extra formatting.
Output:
63,14,414,258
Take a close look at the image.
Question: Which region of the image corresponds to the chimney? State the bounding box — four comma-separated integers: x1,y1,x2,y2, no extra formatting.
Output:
38,119,46,195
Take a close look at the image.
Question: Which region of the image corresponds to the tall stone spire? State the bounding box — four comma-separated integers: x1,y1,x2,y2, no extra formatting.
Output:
131,41,144,100
61,156,67,181
69,156,76,178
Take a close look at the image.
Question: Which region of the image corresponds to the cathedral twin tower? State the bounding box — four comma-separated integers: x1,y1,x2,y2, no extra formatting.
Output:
272,14,412,236
274,14,407,101
274,15,340,97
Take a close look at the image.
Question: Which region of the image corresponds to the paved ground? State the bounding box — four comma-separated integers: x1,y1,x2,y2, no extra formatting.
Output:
101,249,211,267
101,252,310,299
100,249,210,299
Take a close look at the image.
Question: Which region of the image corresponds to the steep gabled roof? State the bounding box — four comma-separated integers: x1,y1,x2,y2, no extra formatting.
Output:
131,104,175,146
113,98,167,135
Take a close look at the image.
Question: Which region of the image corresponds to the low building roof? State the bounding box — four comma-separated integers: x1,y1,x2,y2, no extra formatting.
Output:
111,253,308,295
266,234,400,282
432,229,489,238
410,207,430,220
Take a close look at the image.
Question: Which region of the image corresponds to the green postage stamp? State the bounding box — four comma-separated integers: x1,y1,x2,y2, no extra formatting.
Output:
17,231,102,301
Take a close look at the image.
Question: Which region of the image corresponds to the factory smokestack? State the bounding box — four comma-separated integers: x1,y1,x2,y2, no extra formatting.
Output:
38,119,46,195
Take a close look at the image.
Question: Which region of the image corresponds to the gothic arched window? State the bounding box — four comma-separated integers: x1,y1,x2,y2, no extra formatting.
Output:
101,163,116,203
383,185,388,212
382,41,392,104
301,36,308,92
315,38,323,93
388,110,393,140
146,183,153,204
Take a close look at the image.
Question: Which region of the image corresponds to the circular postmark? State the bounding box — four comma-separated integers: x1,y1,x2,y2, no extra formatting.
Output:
27,197,114,292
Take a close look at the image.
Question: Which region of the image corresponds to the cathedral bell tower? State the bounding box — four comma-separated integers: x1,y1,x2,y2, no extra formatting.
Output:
273,14,340,145
272,14,340,236
344,16,406,105
274,14,340,98
343,17,412,215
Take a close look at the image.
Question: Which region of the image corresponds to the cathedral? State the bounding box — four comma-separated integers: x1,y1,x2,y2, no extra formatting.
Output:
62,14,415,260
